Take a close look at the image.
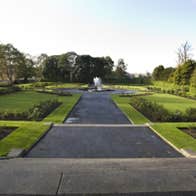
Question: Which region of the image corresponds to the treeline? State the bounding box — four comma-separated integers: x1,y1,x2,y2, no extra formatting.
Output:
0,42,151,85
0,43,116,84
152,42,196,96
42,53,114,83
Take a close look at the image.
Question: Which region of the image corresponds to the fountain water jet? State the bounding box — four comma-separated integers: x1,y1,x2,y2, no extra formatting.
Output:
93,77,102,91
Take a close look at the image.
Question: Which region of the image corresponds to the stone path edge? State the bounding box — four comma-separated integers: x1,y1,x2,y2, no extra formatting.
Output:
54,124,148,127
111,98,134,124
21,122,54,158
63,94,82,123
148,124,195,158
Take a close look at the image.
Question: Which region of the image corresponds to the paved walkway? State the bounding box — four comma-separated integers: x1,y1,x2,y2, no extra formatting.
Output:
26,125,182,158
1,158,196,195
65,92,131,124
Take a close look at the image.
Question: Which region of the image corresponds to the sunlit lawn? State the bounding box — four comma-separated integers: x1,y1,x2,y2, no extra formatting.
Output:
141,93,196,113
0,121,50,156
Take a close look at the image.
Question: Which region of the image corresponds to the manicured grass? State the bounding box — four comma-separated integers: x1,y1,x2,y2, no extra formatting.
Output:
0,91,81,123
43,94,81,123
46,83,87,89
112,95,150,124
0,91,64,113
140,93,196,113
151,122,196,152
0,121,50,156
104,84,148,91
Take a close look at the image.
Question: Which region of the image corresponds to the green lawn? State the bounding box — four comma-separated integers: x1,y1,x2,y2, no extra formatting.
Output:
0,90,81,156
151,122,196,152
46,83,87,89
43,93,81,123
112,95,150,124
104,84,148,91
0,91,63,112
140,93,196,113
0,91,81,123
0,121,50,156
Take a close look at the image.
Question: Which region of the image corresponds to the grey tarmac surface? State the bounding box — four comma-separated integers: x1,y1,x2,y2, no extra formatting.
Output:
26,126,182,158
64,91,131,124
0,158,196,195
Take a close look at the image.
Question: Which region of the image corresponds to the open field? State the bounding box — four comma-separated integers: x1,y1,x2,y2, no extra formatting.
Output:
140,93,196,113
0,121,50,156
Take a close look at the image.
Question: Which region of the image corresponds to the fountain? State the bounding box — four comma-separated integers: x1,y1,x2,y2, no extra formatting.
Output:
93,77,102,91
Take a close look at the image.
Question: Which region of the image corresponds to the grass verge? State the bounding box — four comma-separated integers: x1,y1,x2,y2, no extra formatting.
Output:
111,95,150,124
140,93,196,113
43,93,81,123
0,121,50,156
151,122,196,152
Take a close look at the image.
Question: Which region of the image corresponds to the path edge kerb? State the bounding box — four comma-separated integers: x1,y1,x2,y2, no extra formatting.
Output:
111,97,134,124
22,122,54,157
147,124,194,158
63,94,82,123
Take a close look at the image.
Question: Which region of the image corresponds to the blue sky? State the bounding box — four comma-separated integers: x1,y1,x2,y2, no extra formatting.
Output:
0,0,196,73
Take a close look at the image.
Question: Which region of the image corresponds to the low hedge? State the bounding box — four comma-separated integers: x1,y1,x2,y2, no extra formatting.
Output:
0,86,21,95
0,99,61,121
130,97,196,122
35,89,72,96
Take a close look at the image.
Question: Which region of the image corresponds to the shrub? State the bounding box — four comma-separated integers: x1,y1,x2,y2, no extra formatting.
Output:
27,99,61,121
0,99,61,121
36,89,72,96
0,86,21,95
130,97,170,122
186,108,196,122
130,97,189,122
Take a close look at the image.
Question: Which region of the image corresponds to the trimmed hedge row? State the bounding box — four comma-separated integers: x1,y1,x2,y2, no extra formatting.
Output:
130,97,196,122
147,86,195,99
0,99,61,121
35,89,72,96
0,86,21,95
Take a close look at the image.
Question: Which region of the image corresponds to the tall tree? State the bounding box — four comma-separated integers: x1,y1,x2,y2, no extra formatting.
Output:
16,54,35,82
152,65,164,80
172,60,196,85
0,43,23,84
177,41,193,65
115,58,127,77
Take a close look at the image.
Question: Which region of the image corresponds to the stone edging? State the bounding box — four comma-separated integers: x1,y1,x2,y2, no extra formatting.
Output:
22,122,54,157
63,94,82,123
0,122,54,159
148,123,196,158
111,99,134,124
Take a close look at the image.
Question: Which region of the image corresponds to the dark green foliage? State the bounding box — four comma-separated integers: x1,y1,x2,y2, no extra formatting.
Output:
0,86,21,95
42,53,114,83
36,89,72,96
74,55,114,83
16,54,35,82
28,100,61,121
186,108,196,122
131,97,170,122
171,60,196,85
42,56,60,81
152,65,175,81
0,99,61,121
130,97,195,122
152,65,164,80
